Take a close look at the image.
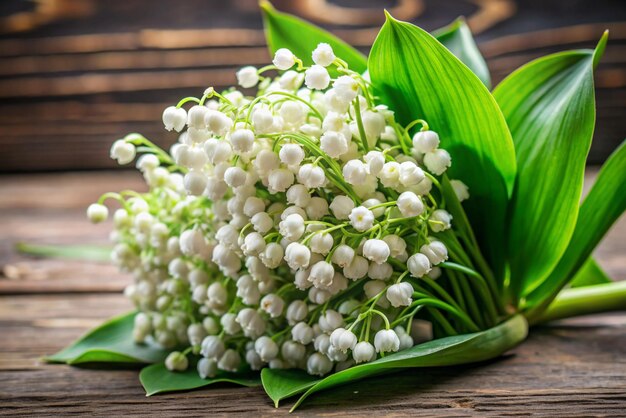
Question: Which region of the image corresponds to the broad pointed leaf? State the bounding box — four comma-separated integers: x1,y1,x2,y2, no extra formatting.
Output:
261,368,318,407
17,242,111,262
286,315,527,411
433,17,491,88
368,14,516,279
260,1,367,73
494,33,607,300
525,139,626,318
569,257,612,288
46,311,169,365
140,360,260,396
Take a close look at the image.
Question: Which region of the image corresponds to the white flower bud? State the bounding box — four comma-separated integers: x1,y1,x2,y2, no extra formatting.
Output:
331,244,355,268
280,101,306,126
260,293,284,318
110,139,136,165
309,261,335,289
224,166,247,188
399,161,425,186
329,195,355,220
251,106,274,133
162,106,187,132
246,349,264,371
218,349,240,372
378,161,400,188
268,168,295,193
306,197,329,220
309,287,331,304
309,233,333,255
407,253,432,278
450,179,470,202
236,275,260,305
286,184,311,207
412,130,440,153
314,333,331,355
342,159,369,185
236,66,259,88
320,131,348,158
273,48,295,70
386,282,414,307
279,143,305,166
307,352,333,376
298,164,326,189
207,281,228,306
251,212,274,234
279,213,305,241
242,232,266,256
396,327,414,350
279,70,304,90
364,151,385,175
220,313,241,335
396,191,424,218
260,242,283,269
204,139,233,165
229,128,255,154
363,239,390,264
286,300,308,325
284,242,311,270
179,229,208,257
187,105,208,128
353,341,376,363
312,43,335,67
291,322,315,344
349,206,375,232
333,75,359,102
424,148,452,175
374,329,400,353
198,358,218,379
281,340,306,363
330,327,357,353
236,308,266,339
368,261,393,280
205,110,233,136
326,344,348,362
343,255,369,280
200,335,225,360
305,65,331,90
165,351,188,372
254,336,279,362
184,170,208,196
383,234,406,258
187,323,207,347
318,309,343,333
429,209,452,232
420,241,448,265
87,203,108,223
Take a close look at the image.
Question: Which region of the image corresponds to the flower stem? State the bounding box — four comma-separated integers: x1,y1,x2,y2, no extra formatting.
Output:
529,281,626,325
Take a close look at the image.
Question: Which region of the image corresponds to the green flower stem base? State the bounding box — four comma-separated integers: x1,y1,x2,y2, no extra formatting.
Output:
531,281,626,325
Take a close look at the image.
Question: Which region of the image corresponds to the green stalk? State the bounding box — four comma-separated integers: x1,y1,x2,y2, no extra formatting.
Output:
529,281,626,325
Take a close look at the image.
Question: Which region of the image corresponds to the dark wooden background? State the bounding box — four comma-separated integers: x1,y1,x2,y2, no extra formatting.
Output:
0,0,625,172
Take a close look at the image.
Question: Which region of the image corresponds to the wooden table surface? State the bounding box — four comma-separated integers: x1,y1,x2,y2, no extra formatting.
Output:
1,170,625,417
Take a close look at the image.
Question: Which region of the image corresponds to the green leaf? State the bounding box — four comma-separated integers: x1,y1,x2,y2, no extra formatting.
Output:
525,139,626,318
140,360,260,396
46,311,169,365
260,1,367,74
261,368,319,408
16,242,111,262
493,33,607,300
433,18,491,88
368,13,516,279
569,258,612,288
288,315,527,411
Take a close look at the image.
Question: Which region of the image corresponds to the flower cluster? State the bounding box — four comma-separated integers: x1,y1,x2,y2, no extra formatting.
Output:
89,44,491,378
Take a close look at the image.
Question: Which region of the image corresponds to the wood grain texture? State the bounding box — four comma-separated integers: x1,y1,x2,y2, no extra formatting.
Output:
0,0,625,171
0,169,624,415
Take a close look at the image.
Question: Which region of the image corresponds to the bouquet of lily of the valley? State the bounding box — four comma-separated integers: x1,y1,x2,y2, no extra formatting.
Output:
47,2,626,410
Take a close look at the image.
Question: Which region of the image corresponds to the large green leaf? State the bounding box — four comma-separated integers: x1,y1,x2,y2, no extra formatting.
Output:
260,1,367,73
569,258,612,288
493,34,607,300
261,368,318,407
140,360,260,396
525,139,626,318
16,242,111,262
433,17,491,88
46,311,169,365
260,315,526,411
368,13,516,279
